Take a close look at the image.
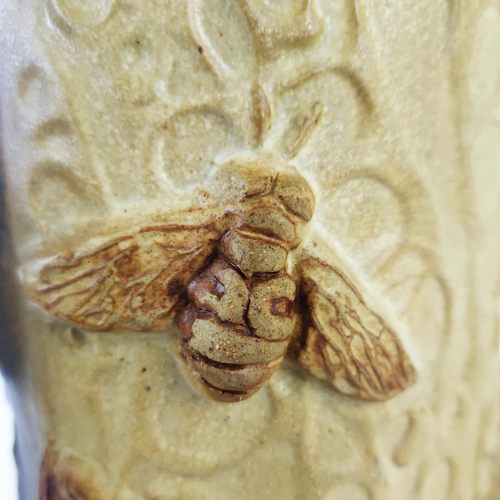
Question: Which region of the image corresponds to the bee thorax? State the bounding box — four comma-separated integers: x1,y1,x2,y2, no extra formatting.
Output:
220,229,288,278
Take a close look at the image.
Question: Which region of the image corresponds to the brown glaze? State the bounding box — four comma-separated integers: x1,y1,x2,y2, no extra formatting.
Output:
39,450,105,500
22,224,221,332
295,258,417,401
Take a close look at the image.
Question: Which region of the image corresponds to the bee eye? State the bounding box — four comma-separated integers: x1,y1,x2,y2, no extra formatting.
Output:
274,172,315,221
214,162,275,202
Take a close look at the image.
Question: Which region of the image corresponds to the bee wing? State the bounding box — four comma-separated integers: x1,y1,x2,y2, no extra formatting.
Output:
21,223,221,332
294,257,416,401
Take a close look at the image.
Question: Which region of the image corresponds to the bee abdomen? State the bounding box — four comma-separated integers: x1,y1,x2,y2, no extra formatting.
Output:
183,308,290,364
180,257,295,401
183,349,283,400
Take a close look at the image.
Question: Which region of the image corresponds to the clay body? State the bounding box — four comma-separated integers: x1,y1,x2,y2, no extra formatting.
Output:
0,0,500,499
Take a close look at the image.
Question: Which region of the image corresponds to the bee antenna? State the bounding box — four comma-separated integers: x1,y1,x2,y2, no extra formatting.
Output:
250,82,272,148
282,101,324,159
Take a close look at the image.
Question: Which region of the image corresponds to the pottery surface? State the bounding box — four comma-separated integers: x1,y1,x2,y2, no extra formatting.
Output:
1,1,500,499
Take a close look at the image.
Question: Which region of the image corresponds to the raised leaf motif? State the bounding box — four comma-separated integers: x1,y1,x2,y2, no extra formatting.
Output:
188,0,256,82
159,109,243,191
46,0,116,30
241,0,323,53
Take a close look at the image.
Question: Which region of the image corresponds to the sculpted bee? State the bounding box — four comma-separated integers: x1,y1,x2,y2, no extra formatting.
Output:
22,156,416,402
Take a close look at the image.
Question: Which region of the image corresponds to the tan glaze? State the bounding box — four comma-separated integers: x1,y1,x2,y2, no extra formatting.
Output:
22,160,415,403
1,0,498,496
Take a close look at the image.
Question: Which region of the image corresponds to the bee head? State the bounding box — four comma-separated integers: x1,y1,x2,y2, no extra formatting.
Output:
212,158,276,204
212,158,315,250
213,158,314,215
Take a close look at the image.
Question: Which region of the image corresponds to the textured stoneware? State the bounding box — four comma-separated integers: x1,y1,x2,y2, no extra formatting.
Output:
1,1,500,499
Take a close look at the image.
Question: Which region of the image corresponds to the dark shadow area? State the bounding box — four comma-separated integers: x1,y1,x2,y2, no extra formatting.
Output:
0,143,22,381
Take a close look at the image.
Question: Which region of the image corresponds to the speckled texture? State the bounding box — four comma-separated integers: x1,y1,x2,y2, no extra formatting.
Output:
1,1,500,499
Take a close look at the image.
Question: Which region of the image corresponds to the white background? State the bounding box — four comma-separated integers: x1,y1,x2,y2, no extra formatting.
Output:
0,374,17,500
